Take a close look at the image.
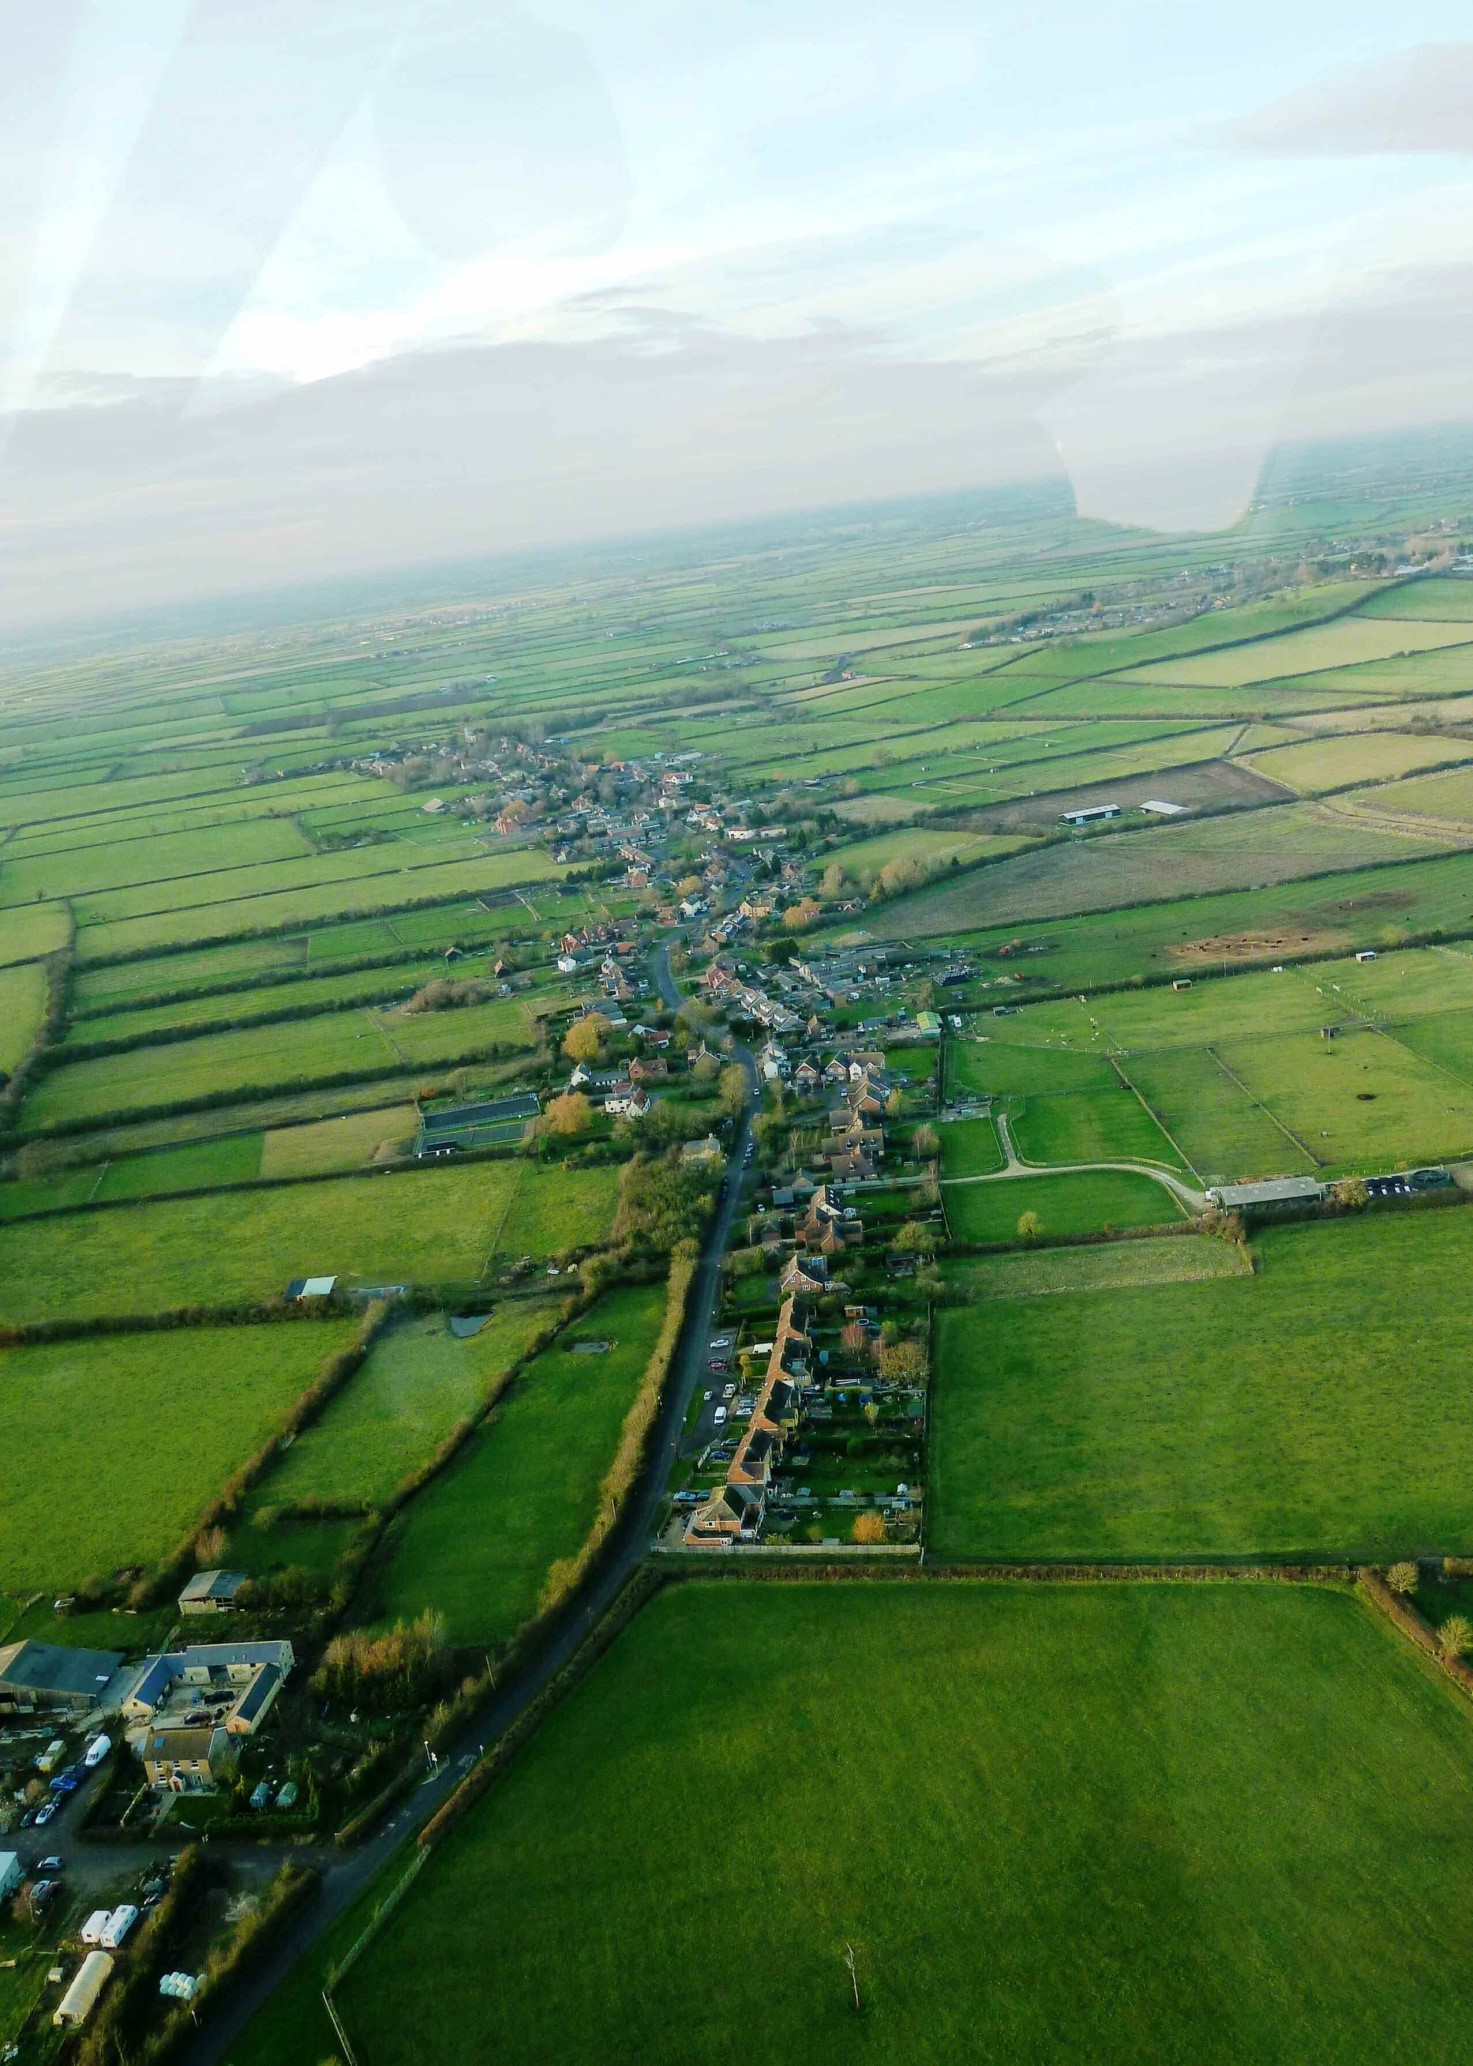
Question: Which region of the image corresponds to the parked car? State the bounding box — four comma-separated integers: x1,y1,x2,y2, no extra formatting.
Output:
723,1382,736,1399
714,1406,728,1425
36,1857,63,1875
33,1800,58,1827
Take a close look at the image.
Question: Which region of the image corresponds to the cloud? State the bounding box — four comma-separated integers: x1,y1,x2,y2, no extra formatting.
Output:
0,319,1068,632
1219,42,1473,156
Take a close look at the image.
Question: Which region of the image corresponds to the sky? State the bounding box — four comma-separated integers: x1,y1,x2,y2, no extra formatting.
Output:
1,0,1471,629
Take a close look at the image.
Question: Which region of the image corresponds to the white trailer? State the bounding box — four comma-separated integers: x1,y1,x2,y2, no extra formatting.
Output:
100,1904,139,1949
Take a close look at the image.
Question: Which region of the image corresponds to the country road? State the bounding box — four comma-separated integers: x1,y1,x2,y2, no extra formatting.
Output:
179,943,758,2066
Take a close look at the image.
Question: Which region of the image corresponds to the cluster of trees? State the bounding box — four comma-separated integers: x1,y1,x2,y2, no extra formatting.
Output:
612,1150,718,1254
313,1611,454,1714
404,977,496,1014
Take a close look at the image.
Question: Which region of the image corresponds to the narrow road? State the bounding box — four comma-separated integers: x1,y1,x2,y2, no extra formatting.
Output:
182,946,758,2066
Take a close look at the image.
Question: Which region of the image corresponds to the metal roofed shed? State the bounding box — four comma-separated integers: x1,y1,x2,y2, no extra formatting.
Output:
179,1569,247,1615
1060,803,1120,825
1206,1177,1326,1210
1140,799,1189,816
285,1276,337,1300
54,1952,114,2028
0,1638,125,1712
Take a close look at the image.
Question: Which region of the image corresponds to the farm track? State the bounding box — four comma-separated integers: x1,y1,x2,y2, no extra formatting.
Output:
941,1109,1207,1213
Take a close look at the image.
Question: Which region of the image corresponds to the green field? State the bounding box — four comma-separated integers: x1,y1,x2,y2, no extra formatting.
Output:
259,1105,419,1177
364,1283,667,1641
1121,1046,1314,1180
869,802,1454,940
0,900,68,968
932,1209,1473,1559
0,960,47,1073
1246,731,1473,794
258,1301,561,1508
0,1162,617,1322
1009,1084,1186,1167
27,991,541,1130
937,1117,1004,1176
943,1169,1184,1243
236,1581,1473,2066
0,1319,356,1587
949,1233,1252,1298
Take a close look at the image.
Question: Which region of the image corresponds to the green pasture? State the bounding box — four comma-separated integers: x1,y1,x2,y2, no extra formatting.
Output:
1371,763,1473,825
0,960,47,1073
1008,1084,1186,1168
949,1233,1250,1299
1246,731,1473,795
365,1283,666,1642
1217,1024,1473,1170
0,1162,616,1323
259,1105,418,1178
27,991,539,1130
257,1301,561,1510
870,848,1473,995
0,815,312,906
1120,1047,1314,1181
76,847,561,960
932,1208,1473,1559
946,1035,1117,1094
0,900,67,968
943,1169,1182,1243
1116,614,1473,686
867,802,1454,940
239,1581,1473,2066
0,1319,355,1587
937,1117,1004,1177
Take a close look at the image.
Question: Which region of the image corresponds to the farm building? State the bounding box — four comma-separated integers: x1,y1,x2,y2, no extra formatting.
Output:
1205,1177,1326,1210
1140,799,1188,816
119,1639,293,1741
179,1569,247,1616
1060,804,1120,825
0,1639,125,1714
53,1953,114,2029
285,1275,337,1300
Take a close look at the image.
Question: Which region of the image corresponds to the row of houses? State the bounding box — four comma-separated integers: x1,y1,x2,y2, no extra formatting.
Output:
685,1296,812,1545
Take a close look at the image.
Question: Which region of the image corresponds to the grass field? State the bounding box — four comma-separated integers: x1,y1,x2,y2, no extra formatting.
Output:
1246,732,1473,794
932,1208,1473,1559
235,1581,1473,2066
365,1283,666,1641
943,1169,1183,1243
26,992,540,1130
258,1301,561,1508
868,802,1453,940
1117,614,1473,685
1121,1046,1315,1180
1216,1024,1473,1170
0,960,47,1073
947,1037,1117,1096
949,1233,1251,1298
937,1117,1004,1176
258,1105,418,1177
0,1319,355,1587
0,1163,616,1322
0,900,68,968
1009,1084,1186,1167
